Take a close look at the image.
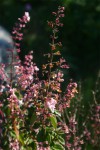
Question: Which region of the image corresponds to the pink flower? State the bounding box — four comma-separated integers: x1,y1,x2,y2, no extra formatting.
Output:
34,66,39,71
46,98,57,113
24,12,30,22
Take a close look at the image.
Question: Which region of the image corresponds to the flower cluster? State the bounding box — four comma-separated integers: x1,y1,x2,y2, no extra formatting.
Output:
59,80,100,150
87,104,100,147
0,7,78,150
9,138,20,150
59,81,77,111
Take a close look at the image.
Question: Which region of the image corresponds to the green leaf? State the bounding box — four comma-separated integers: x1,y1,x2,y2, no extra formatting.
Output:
30,112,37,125
54,109,61,117
51,142,65,150
37,127,46,142
15,91,22,99
50,115,57,129
58,136,65,145
24,137,33,145
46,126,54,132
18,134,25,146
47,133,52,143
10,131,16,138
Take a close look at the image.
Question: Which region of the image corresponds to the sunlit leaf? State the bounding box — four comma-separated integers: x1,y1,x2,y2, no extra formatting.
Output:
50,115,57,129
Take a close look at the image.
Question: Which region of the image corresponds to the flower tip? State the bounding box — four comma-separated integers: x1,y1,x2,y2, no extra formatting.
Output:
25,12,30,22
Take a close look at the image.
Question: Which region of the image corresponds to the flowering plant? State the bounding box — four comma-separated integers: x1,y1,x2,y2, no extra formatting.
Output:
0,6,77,150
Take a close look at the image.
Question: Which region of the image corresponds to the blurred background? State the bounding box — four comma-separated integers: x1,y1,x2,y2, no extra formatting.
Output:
0,0,100,86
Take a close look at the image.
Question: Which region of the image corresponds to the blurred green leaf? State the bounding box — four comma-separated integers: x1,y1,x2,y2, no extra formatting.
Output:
51,142,65,150
58,136,65,146
54,109,61,117
50,115,57,129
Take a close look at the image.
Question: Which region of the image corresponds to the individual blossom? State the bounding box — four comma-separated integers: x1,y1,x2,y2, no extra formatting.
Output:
45,98,57,113
24,12,30,22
